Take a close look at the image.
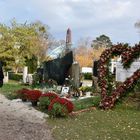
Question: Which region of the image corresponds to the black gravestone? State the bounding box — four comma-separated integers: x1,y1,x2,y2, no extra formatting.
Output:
36,68,44,83
93,60,99,77
43,51,73,85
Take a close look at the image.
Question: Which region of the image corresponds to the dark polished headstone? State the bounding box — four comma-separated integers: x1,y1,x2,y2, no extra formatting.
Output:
93,60,99,77
43,51,73,85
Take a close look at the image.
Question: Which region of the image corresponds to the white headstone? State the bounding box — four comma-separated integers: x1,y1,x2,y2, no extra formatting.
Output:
26,74,33,85
23,66,28,83
116,59,140,82
86,92,91,97
3,72,9,83
110,59,117,73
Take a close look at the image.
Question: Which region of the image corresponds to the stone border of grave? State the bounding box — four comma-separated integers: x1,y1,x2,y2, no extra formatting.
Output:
70,106,96,116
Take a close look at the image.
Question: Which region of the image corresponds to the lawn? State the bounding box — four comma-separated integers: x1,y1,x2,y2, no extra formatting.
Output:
73,96,100,111
0,80,30,99
48,108,140,140
48,96,140,140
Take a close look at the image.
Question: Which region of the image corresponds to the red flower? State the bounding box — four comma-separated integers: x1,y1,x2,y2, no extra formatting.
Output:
48,97,74,113
25,90,42,101
16,88,30,99
40,92,59,101
17,88,30,94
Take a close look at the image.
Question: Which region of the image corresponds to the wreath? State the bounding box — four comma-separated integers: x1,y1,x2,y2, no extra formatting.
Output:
98,43,140,109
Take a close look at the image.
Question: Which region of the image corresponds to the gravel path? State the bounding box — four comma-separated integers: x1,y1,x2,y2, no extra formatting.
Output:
0,94,54,140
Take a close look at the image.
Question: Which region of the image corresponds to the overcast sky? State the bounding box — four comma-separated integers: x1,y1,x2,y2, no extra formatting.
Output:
0,0,140,45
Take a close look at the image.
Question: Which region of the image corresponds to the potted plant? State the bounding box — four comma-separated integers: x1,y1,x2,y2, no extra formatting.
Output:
39,92,59,111
16,88,30,102
48,97,74,117
26,90,42,106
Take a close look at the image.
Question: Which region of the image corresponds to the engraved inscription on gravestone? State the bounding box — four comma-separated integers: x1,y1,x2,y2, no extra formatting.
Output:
116,59,140,82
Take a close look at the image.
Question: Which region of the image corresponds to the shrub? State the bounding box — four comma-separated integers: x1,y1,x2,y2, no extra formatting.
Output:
39,92,59,111
48,98,74,117
32,72,41,86
80,86,95,92
9,72,22,81
83,73,92,80
134,79,140,92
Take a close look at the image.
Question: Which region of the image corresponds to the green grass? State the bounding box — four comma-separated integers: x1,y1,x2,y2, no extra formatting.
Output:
48,96,140,140
48,109,140,140
0,80,30,99
73,96,100,111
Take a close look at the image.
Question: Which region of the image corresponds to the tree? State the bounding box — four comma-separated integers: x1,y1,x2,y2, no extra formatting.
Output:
92,47,106,60
91,34,112,49
0,20,50,73
75,37,93,67
0,23,15,70
11,20,50,66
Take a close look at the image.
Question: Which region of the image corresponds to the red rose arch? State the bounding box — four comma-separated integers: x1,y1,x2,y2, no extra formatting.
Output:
98,43,140,109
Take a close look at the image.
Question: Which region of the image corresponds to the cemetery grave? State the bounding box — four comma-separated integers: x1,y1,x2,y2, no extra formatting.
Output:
2,42,140,118
1,28,140,119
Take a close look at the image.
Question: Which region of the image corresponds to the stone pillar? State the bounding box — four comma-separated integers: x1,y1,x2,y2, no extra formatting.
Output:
71,62,80,88
3,72,9,83
23,66,28,83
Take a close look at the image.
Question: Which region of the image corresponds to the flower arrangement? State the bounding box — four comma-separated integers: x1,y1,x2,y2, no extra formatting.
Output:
41,92,58,98
98,43,140,109
25,90,42,106
26,90,42,101
48,97,74,117
39,92,59,111
16,88,30,101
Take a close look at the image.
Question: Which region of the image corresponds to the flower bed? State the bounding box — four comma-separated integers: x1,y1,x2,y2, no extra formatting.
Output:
16,88,30,101
39,92,59,111
25,90,42,106
48,98,74,117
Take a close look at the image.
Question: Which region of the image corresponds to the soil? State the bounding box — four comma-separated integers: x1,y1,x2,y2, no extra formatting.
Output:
0,94,54,140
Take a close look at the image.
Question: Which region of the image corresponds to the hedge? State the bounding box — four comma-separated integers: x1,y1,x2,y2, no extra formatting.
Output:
9,72,23,81
83,73,92,80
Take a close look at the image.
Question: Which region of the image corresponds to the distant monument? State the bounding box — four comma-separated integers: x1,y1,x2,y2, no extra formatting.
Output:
66,28,80,87
65,28,72,53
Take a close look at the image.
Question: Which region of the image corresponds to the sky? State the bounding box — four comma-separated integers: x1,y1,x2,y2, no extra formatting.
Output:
0,0,140,46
